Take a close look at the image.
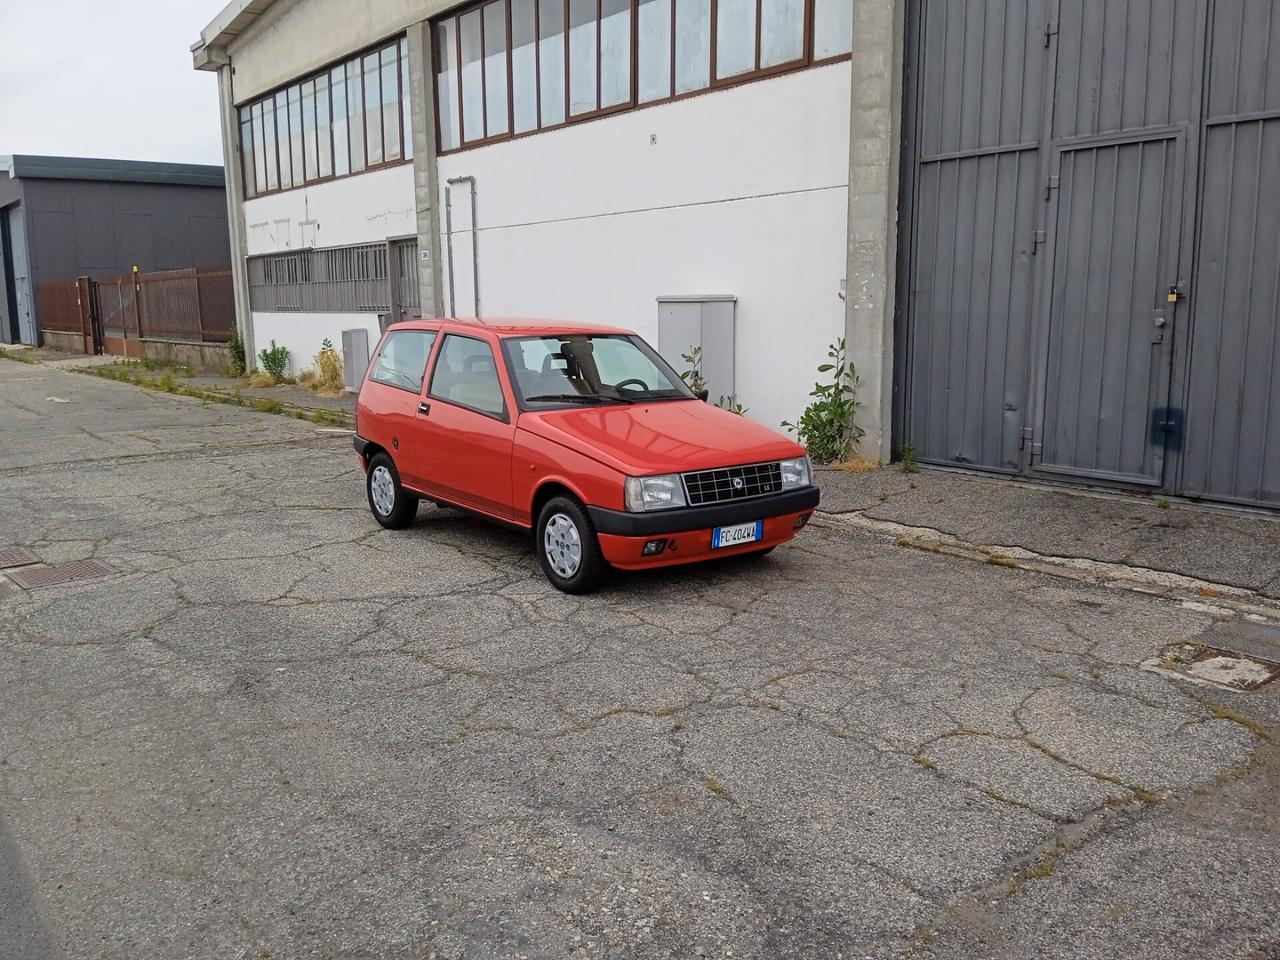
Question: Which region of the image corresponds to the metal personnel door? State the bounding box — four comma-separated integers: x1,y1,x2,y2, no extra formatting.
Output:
1034,134,1183,484
7,205,36,345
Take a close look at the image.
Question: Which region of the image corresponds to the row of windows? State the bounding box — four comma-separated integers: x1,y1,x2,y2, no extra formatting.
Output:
238,37,413,198
237,1,851,194
433,0,854,152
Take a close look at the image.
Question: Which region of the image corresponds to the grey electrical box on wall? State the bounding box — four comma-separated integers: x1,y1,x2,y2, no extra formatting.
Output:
342,328,370,393
656,295,736,402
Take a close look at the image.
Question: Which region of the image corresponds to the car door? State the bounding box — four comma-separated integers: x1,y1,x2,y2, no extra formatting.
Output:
413,332,517,520
357,327,439,489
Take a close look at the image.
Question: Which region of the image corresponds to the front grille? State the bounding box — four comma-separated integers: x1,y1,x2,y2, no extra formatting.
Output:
682,461,783,505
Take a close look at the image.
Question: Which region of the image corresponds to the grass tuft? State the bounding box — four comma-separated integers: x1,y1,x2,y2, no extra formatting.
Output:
0,347,39,364
1198,699,1273,742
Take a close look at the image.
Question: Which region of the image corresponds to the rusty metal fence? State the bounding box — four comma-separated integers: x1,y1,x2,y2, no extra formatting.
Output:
35,268,234,354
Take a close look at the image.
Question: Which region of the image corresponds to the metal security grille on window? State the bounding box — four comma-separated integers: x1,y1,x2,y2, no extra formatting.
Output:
682,462,782,505
248,244,392,313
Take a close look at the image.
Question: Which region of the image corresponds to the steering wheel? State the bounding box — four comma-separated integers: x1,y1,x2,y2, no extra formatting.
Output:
614,378,650,393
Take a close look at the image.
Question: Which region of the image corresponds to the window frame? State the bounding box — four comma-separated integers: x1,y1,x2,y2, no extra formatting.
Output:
237,35,412,201
427,333,512,423
432,0,850,156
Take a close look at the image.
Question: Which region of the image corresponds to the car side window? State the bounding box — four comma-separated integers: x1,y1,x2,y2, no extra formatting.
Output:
369,330,436,393
428,334,506,418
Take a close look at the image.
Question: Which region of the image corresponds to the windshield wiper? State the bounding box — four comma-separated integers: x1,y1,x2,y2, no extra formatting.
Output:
524,393,618,405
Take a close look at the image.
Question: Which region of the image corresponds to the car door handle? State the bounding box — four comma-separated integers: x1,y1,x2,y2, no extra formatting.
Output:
418,402,431,416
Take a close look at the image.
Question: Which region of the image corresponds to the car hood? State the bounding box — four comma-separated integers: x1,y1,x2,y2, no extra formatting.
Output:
518,399,807,475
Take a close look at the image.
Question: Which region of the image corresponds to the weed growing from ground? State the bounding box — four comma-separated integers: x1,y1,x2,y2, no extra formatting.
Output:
782,338,863,464
900,442,920,474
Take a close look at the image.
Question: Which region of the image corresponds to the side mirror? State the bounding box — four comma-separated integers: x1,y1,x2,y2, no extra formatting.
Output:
695,388,710,402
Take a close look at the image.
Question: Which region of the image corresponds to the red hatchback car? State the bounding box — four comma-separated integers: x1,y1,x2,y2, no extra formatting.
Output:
354,319,820,593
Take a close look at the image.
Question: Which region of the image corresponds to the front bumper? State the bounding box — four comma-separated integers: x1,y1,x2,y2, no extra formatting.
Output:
587,486,820,570
586,485,820,536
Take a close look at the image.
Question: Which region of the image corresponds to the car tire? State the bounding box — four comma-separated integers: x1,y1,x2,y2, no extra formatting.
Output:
366,452,419,529
536,496,607,594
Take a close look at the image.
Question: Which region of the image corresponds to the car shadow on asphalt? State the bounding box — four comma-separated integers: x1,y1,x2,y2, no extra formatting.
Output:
0,821,62,959
412,505,777,593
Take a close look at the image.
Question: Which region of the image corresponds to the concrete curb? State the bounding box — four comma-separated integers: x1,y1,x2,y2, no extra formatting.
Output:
816,510,1280,624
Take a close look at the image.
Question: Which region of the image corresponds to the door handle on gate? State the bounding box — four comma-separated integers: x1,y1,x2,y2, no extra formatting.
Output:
418,402,431,415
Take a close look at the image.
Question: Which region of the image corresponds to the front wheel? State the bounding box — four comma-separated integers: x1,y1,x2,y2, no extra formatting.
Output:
366,452,419,529
536,496,607,594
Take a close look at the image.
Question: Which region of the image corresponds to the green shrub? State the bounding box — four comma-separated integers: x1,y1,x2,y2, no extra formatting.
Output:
680,345,707,394
717,396,748,416
257,340,291,383
782,338,864,465
228,330,247,376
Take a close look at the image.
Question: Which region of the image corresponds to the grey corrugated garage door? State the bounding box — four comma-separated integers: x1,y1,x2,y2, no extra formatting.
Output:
900,0,1280,508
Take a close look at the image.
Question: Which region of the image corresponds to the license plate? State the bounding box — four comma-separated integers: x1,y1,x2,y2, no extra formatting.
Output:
711,520,764,549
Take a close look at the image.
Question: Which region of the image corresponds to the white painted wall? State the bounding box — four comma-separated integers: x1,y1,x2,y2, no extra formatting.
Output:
253,311,382,379
436,63,852,431
243,164,417,256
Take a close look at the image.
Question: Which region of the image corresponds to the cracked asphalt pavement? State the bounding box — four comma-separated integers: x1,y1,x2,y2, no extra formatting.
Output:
2,361,1278,960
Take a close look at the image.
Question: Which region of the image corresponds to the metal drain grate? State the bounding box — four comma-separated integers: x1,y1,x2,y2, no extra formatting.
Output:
0,546,40,569
8,559,115,590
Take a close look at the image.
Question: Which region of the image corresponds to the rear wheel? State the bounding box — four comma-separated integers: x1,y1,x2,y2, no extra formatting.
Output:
366,452,418,529
536,496,607,594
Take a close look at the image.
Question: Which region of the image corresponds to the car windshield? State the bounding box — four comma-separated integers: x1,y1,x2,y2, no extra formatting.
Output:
504,334,695,406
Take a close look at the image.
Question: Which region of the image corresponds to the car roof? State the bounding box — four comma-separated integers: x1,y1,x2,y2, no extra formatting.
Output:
388,317,635,338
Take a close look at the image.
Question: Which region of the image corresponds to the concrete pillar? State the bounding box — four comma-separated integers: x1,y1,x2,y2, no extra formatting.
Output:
406,21,445,318
215,62,257,369
843,0,907,464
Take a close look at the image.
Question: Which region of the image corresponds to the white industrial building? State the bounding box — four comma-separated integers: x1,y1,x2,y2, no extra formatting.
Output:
191,0,888,448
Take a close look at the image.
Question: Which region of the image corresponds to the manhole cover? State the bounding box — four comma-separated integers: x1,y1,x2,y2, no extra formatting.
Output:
1185,648,1280,692
0,546,40,569
8,559,115,590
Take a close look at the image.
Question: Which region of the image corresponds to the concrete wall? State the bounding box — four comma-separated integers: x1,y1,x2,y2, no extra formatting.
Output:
844,0,905,463
40,330,83,353
436,62,852,431
253,311,382,378
242,163,416,255
140,338,233,373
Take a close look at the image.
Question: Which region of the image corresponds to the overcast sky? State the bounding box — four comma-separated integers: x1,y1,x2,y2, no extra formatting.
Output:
0,0,230,167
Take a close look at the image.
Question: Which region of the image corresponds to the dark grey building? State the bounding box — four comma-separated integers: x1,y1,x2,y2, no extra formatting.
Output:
0,155,230,345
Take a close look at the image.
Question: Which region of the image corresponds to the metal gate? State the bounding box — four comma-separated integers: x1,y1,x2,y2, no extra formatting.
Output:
900,0,1280,508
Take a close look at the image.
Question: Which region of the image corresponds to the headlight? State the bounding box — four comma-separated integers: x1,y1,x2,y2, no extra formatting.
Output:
780,457,811,490
624,474,687,512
